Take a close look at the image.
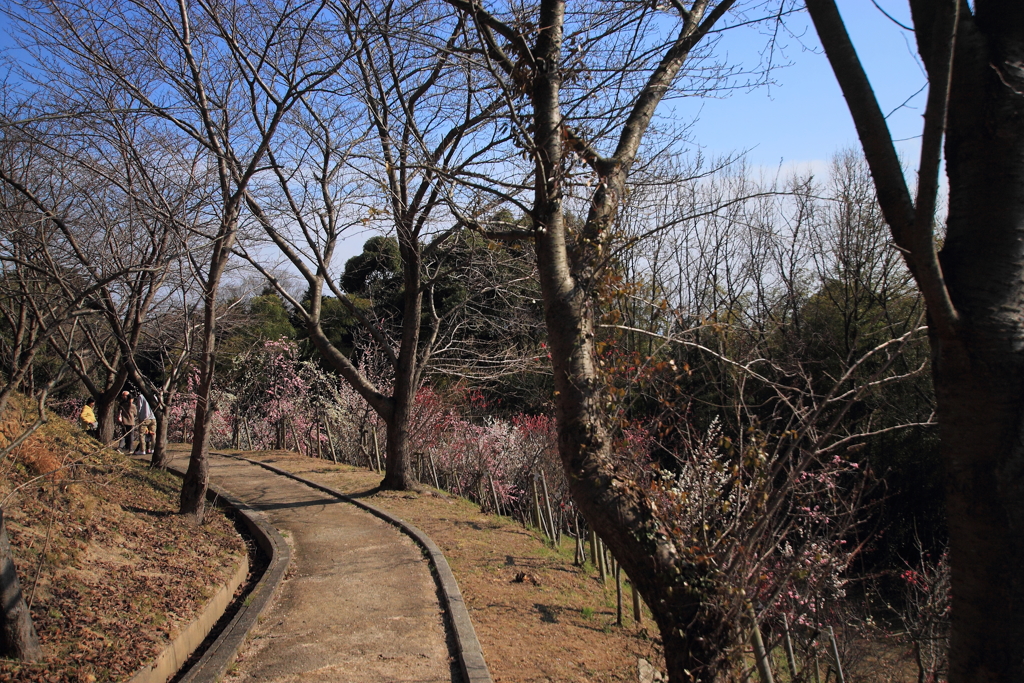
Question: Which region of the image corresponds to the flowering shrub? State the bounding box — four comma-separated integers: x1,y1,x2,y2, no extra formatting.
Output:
891,548,950,682
407,386,563,523
637,416,867,676
166,370,234,447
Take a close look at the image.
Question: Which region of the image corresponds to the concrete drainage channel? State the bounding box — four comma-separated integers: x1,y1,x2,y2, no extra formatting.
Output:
133,453,492,683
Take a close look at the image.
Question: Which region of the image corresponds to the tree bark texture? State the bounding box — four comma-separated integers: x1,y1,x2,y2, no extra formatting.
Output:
180,379,211,522
95,395,118,446
525,0,740,679
936,6,1024,680
537,181,726,681
378,233,423,491
0,510,41,661
180,223,236,521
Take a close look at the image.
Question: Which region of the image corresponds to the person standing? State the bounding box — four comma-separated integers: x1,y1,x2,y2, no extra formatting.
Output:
135,392,156,455
115,390,137,453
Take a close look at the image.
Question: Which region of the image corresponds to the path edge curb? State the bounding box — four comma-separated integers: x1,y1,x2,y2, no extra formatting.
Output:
227,453,493,683
138,457,293,683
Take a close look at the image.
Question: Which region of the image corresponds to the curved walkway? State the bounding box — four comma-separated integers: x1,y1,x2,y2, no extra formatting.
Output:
166,448,456,683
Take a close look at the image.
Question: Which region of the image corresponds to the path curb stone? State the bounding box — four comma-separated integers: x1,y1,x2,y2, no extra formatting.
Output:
225,453,494,683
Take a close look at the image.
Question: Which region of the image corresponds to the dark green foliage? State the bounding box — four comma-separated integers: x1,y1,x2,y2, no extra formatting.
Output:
342,236,402,296
248,293,297,341
293,291,372,362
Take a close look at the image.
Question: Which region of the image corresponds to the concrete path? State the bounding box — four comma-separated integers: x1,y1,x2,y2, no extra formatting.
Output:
166,449,455,683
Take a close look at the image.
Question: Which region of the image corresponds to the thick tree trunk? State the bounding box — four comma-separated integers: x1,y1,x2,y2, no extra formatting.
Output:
180,345,215,522
380,387,416,490
375,223,424,492
95,396,118,445
0,509,41,661
803,3,1024,681
301,243,420,492
937,12,1024,679
80,363,129,448
526,1,739,679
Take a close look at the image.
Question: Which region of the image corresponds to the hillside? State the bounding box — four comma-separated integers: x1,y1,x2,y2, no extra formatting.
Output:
0,400,663,683
0,398,246,683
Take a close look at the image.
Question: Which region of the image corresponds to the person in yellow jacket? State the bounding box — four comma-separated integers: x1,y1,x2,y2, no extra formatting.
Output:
80,399,98,438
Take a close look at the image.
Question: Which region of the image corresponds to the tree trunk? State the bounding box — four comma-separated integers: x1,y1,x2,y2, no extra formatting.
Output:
527,0,740,679
302,295,415,489
937,14,1024,678
95,391,120,445
380,387,416,490
180,254,230,521
179,205,237,522
377,221,424,492
150,408,170,469
0,509,41,661
803,4,1024,681
180,391,211,523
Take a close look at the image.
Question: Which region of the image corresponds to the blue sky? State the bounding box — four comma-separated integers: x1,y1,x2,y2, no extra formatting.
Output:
1,0,927,175
1,0,929,268
681,0,924,175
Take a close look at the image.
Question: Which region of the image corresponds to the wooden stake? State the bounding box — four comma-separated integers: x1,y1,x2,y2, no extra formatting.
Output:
427,451,440,489
632,583,642,625
589,529,597,571
243,419,254,451
749,606,775,683
828,626,845,683
372,427,382,472
488,472,502,515
782,613,797,681
323,415,338,463
615,563,623,626
574,515,584,566
540,470,558,546
531,477,546,537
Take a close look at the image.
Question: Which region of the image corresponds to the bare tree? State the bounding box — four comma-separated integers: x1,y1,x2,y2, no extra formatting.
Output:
442,1,818,679
238,0,511,489
0,110,152,423
593,154,932,679
804,2,1024,680
4,0,355,519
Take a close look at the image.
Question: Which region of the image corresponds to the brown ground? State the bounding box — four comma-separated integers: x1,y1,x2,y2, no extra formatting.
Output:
0,401,245,683
234,450,665,683
0,399,920,683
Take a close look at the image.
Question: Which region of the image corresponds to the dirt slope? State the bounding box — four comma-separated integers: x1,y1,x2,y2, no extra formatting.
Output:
0,400,245,683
